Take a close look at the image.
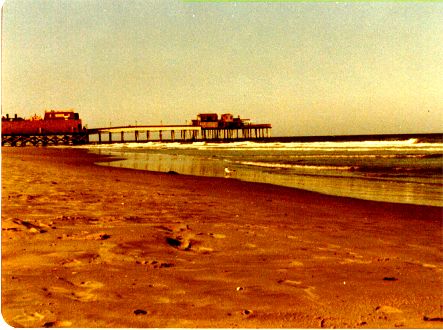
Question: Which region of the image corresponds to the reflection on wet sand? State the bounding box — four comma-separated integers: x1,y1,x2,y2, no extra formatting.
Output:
97,152,442,206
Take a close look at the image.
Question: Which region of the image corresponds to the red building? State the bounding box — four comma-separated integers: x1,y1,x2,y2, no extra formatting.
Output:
192,113,249,129
2,110,84,135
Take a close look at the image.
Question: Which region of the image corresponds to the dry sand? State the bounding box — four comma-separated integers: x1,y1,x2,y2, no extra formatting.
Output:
1,147,442,328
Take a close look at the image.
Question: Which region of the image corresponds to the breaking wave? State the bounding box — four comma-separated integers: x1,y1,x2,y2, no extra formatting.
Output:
85,138,443,152
237,161,354,171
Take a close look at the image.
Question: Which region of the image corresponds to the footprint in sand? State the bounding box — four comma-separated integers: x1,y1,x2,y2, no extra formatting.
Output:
57,231,111,241
12,219,49,234
12,312,45,327
165,235,193,251
157,224,194,251
42,320,73,328
98,242,138,263
374,305,406,324
241,309,254,317
60,252,99,268
162,224,213,253
136,259,175,269
48,279,104,302
278,280,319,301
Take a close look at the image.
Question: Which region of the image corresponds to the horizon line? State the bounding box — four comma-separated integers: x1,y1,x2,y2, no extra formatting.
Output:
182,0,442,3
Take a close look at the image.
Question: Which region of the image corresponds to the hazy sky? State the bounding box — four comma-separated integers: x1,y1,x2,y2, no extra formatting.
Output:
2,0,442,136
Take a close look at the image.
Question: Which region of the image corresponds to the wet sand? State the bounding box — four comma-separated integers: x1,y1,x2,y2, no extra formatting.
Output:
1,147,442,328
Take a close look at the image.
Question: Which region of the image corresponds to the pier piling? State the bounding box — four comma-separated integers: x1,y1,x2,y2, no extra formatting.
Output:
86,124,271,144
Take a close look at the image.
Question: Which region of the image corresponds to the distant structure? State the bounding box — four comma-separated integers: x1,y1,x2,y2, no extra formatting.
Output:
191,113,271,140
192,113,249,129
88,113,271,144
2,111,271,146
2,110,88,146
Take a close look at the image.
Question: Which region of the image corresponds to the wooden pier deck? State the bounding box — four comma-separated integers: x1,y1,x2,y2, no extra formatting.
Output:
88,125,201,143
88,124,271,144
2,124,272,146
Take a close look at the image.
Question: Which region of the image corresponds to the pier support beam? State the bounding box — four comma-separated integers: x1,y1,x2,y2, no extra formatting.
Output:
88,124,271,144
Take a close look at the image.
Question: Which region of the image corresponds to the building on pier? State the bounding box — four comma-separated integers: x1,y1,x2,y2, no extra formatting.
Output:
191,113,251,129
191,113,271,140
2,110,88,146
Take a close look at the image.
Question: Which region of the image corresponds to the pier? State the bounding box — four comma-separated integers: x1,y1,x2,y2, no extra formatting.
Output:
88,125,201,144
87,124,272,144
2,111,272,146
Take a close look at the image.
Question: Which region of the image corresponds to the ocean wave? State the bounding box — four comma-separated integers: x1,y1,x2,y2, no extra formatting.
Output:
285,154,442,159
238,161,354,171
84,138,443,152
237,160,443,175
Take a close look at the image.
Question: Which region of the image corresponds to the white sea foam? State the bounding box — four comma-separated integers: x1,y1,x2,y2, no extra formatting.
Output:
238,161,354,171
84,138,443,152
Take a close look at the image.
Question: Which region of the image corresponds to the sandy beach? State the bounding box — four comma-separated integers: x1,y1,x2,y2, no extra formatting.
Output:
1,147,442,328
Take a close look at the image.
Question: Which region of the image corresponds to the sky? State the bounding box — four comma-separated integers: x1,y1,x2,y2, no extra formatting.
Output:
1,0,442,137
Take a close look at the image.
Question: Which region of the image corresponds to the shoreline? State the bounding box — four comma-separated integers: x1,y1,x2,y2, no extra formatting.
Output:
2,147,442,328
84,139,443,208
58,145,443,208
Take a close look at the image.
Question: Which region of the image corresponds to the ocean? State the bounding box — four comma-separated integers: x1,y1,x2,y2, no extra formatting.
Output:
85,134,443,207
